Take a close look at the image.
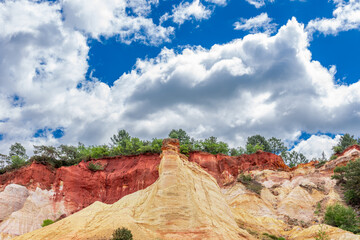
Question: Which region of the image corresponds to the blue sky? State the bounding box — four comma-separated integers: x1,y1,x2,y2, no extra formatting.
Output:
0,0,360,159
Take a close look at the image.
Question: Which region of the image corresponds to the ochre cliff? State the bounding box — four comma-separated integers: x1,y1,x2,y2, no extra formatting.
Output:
13,139,254,240
0,154,161,214
0,149,288,215
1,144,360,239
189,150,289,185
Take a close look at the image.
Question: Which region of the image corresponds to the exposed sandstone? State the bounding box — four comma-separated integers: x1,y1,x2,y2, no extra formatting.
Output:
14,139,254,240
1,143,360,239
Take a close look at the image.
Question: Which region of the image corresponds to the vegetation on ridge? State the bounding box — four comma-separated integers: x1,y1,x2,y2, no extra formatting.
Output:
332,158,360,206
237,173,263,195
324,203,359,233
1,129,359,174
41,219,54,227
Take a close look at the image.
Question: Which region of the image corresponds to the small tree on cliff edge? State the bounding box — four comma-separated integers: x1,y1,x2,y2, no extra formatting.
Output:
332,133,359,154
168,129,190,145
9,142,28,160
246,135,271,153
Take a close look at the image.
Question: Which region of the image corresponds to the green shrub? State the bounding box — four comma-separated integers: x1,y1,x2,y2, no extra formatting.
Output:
324,203,359,233
41,219,54,227
330,155,338,160
112,227,133,240
87,162,104,172
261,233,285,240
10,155,26,169
332,158,360,206
237,173,252,183
315,161,327,169
314,202,322,215
237,174,263,195
315,224,330,240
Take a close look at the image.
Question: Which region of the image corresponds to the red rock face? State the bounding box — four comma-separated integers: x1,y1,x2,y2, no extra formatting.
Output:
0,154,161,214
188,150,289,185
0,162,55,191
336,144,360,157
0,150,288,213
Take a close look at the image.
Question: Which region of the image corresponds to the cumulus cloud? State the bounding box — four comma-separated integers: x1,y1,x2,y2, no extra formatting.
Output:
1,0,360,159
61,0,174,44
292,135,341,160
160,0,212,25
0,0,114,154
205,0,228,6
234,13,277,34
306,0,360,35
111,17,360,149
245,0,274,8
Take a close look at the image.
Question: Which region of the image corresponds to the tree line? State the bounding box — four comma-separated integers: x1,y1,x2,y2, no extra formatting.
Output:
0,130,358,174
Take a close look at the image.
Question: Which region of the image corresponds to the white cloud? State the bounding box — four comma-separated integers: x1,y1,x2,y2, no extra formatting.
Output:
1,0,360,160
306,0,360,35
205,0,228,6
234,13,277,34
111,17,360,153
245,0,274,8
160,0,212,25
61,0,174,44
292,135,341,160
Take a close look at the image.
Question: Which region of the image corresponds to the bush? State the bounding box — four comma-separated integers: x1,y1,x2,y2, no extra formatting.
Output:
281,151,308,168
10,155,27,169
261,233,285,240
87,162,104,172
237,174,263,195
41,219,54,227
315,224,330,240
324,203,359,233
112,227,133,240
332,158,360,206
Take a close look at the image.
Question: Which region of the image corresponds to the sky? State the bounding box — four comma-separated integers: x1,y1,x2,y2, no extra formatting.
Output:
0,0,360,160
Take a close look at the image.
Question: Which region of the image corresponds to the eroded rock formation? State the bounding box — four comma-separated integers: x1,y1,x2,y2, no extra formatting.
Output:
1,144,360,239
13,139,254,240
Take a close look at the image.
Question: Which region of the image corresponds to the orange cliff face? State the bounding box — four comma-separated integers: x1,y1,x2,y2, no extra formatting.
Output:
0,153,161,214
2,144,360,240
189,150,290,185
0,149,289,213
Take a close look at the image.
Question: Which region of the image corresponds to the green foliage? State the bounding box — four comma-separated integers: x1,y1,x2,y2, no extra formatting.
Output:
261,233,286,240
247,135,270,152
281,151,308,168
57,145,80,162
111,227,133,240
237,173,263,195
246,143,264,154
168,129,190,145
238,173,252,182
267,137,287,155
111,130,131,146
41,219,54,227
314,202,322,215
11,155,27,169
200,136,229,155
230,147,245,156
330,154,338,160
324,203,359,233
9,142,28,159
332,159,360,206
332,133,359,154
87,162,104,172
315,224,330,240
34,145,59,159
